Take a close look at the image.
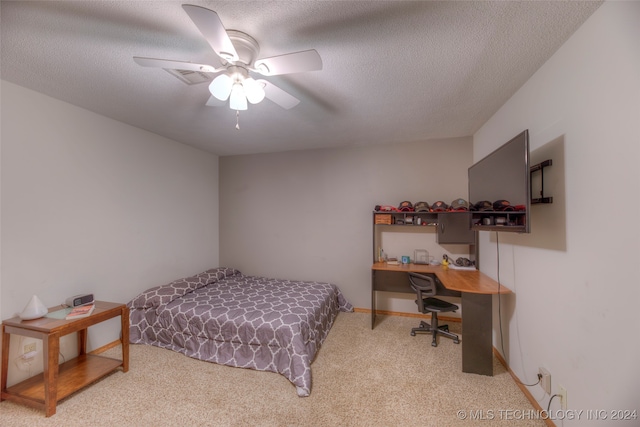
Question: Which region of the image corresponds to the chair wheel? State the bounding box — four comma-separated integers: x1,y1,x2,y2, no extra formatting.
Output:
454,339,460,344
411,331,416,336
431,341,437,347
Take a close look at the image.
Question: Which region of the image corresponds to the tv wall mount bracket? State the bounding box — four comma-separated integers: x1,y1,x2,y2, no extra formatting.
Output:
530,159,553,204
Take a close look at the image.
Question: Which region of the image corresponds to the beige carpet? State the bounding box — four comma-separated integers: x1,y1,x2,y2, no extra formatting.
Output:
0,312,545,427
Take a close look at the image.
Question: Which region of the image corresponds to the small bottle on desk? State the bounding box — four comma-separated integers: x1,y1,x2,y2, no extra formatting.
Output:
442,254,449,268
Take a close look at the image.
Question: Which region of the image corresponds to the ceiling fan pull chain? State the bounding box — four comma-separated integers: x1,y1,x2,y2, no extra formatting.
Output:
235,110,240,130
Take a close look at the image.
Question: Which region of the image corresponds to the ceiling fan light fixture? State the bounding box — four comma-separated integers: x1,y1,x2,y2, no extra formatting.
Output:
229,82,248,110
135,6,321,114
209,74,233,101
244,78,266,104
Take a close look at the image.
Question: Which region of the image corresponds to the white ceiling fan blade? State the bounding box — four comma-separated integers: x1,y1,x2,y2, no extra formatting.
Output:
133,56,219,73
254,50,322,76
258,79,300,109
182,5,239,62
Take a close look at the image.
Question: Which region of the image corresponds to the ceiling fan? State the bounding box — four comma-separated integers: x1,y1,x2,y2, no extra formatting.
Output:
134,4,322,113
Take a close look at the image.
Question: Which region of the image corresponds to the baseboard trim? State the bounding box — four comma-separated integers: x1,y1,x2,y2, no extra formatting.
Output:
493,349,556,427
353,307,461,323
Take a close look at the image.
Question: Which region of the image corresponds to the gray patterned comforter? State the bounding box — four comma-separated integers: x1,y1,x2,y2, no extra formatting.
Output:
128,268,353,396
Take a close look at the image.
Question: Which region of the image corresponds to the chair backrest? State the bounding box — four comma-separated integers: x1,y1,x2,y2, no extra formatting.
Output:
409,272,436,297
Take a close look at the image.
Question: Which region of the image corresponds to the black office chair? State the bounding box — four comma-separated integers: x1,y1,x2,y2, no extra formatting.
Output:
409,272,460,347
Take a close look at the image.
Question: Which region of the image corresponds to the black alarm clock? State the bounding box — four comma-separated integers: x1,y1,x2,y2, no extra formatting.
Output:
66,293,94,307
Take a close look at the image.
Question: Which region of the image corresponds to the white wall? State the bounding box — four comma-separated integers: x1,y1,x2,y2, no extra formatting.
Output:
220,137,473,312
1,81,219,384
474,2,640,422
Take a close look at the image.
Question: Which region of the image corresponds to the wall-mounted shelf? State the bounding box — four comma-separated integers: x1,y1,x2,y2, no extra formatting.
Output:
373,211,476,248
470,211,527,232
530,159,553,204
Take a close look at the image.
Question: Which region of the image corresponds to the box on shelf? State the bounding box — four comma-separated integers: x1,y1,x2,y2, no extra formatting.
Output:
374,214,392,225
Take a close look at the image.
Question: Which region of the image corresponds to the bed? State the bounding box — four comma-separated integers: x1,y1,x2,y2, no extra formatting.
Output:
127,267,353,396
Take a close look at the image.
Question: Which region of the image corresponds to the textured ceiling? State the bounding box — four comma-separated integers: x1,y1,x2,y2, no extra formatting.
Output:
1,1,602,156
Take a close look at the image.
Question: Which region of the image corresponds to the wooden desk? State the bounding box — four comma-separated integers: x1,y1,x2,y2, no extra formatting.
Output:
1,301,129,417
371,262,511,376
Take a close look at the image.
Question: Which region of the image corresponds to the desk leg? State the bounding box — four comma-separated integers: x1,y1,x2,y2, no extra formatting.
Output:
1,325,9,400
462,292,493,376
121,306,129,372
43,333,60,417
371,270,376,329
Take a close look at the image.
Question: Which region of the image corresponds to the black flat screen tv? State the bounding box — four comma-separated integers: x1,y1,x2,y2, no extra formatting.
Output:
468,130,530,233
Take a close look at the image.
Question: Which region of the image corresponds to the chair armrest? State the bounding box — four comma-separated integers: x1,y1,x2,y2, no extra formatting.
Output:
408,272,435,291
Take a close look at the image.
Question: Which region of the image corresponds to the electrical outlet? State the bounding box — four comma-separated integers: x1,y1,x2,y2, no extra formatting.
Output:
22,350,37,360
558,385,567,410
23,342,36,354
539,367,551,394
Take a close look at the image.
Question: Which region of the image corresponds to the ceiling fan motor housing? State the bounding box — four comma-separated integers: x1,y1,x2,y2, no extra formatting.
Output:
226,30,260,67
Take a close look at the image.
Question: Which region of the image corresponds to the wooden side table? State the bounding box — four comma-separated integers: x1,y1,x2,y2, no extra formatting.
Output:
1,300,129,416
